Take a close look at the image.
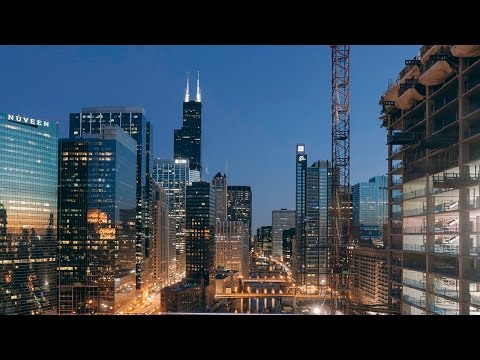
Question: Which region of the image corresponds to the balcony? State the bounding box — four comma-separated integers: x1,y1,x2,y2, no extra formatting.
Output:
433,284,458,300
403,226,426,234
433,115,458,134
434,200,459,214
403,278,426,290
388,132,415,145
430,223,460,234
470,293,480,306
429,303,458,315
403,243,425,252
403,294,426,308
403,188,426,200
403,208,426,217
431,244,459,255
418,133,457,150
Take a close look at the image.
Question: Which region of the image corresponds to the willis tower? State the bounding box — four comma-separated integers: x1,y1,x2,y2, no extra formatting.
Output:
174,72,202,173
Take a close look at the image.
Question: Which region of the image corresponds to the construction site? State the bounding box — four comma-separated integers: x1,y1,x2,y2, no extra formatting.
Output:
378,45,480,315
297,44,480,315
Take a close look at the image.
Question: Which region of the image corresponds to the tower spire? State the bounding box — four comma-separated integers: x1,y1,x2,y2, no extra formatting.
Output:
196,70,201,102
184,73,190,102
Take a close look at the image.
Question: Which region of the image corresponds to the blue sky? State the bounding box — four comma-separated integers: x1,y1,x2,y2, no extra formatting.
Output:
0,45,419,230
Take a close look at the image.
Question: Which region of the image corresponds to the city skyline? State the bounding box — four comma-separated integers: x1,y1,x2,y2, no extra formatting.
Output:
1,44,479,315
0,45,419,231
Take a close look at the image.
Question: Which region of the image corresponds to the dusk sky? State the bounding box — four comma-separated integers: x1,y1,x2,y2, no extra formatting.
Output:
0,45,419,230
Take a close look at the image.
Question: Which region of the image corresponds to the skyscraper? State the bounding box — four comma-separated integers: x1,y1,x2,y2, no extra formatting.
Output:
0,112,58,315
227,186,252,241
294,144,307,286
282,228,296,265
352,175,388,246
257,226,273,256
151,183,176,290
306,160,332,288
69,106,152,291
212,172,227,222
174,73,202,172
294,143,332,291
58,126,137,314
272,209,296,260
185,181,216,309
153,158,192,280
215,221,249,277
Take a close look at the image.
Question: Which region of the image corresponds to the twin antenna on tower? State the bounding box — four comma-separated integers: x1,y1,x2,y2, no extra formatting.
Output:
184,71,201,102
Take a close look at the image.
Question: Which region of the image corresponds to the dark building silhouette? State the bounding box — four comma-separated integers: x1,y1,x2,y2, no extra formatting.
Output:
227,186,252,242
174,73,202,172
257,226,273,256
212,172,227,222
282,227,296,265
185,181,215,310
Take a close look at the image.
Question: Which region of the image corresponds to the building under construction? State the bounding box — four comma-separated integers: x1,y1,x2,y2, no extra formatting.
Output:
380,45,480,315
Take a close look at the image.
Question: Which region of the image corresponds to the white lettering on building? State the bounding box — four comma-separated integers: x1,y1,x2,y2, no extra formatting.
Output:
6,113,50,128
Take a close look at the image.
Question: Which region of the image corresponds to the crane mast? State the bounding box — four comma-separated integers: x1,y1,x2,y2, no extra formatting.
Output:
329,45,352,314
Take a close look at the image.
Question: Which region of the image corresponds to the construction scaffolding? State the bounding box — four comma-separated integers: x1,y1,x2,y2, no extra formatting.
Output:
329,45,353,314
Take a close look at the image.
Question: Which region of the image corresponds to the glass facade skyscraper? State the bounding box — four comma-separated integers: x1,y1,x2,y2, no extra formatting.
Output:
294,143,332,290
352,175,388,246
306,160,332,288
58,126,137,314
0,112,58,315
69,106,152,291
152,158,192,281
294,144,307,285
